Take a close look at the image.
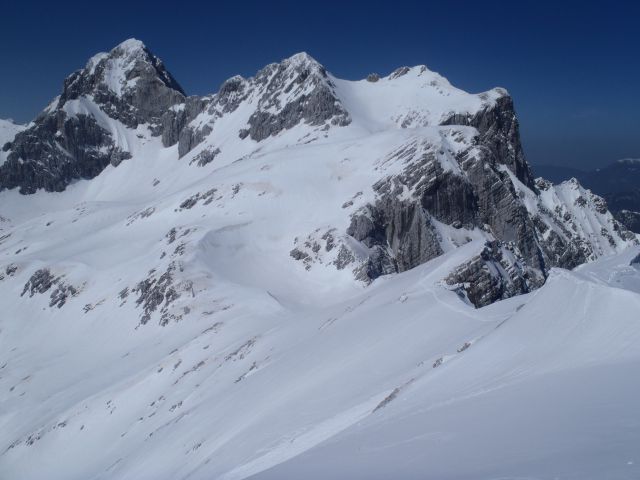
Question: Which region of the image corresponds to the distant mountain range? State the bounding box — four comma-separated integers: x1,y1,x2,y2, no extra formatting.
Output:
533,160,640,232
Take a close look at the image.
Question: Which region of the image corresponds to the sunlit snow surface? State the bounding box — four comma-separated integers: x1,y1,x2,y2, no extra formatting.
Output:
0,50,639,479
1,173,638,480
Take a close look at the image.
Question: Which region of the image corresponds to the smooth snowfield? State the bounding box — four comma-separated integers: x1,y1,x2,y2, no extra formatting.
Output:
253,253,640,480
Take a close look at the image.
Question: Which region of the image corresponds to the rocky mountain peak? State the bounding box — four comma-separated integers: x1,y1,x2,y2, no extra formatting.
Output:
82,38,184,94
0,39,187,193
60,38,185,110
282,51,323,70
165,51,351,159
229,52,351,142
84,38,148,74
110,37,147,55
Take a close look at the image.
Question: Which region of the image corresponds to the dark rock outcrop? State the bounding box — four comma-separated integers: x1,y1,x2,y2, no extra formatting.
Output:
347,196,443,280
1,112,131,193
445,241,544,307
21,269,57,297
241,53,351,142
20,268,79,307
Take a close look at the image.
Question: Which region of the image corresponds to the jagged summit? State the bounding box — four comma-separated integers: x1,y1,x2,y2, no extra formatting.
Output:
85,38,147,71
0,39,186,193
257,51,327,78
282,51,322,68
213,52,325,93
69,37,185,100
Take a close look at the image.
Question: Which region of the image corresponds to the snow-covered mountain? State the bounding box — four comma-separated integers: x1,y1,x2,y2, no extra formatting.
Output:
535,159,640,233
1,39,639,479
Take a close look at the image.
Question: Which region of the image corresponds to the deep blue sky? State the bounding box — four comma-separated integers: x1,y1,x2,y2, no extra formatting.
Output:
1,0,638,169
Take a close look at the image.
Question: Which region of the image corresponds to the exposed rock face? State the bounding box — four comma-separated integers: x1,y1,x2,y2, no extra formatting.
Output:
442,94,535,189
345,96,545,285
1,111,131,193
338,105,636,306
60,39,185,131
176,53,352,157
0,39,185,193
2,41,635,308
346,188,444,280
343,120,546,292
133,264,181,326
163,96,210,151
445,241,544,307
20,268,80,308
21,269,57,297
189,147,221,167
242,53,351,142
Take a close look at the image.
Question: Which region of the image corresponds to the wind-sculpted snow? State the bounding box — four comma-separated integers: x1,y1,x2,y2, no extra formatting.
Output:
0,39,639,479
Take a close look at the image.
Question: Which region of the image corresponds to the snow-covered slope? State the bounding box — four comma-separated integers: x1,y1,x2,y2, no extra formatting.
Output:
253,254,640,480
1,228,639,479
1,40,639,479
333,65,506,132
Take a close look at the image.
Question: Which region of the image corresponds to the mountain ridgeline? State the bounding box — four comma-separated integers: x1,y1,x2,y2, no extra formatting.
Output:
2,39,640,480
0,39,637,307
534,160,640,233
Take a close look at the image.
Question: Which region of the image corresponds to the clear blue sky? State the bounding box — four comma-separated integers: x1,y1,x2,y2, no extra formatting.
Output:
1,0,638,169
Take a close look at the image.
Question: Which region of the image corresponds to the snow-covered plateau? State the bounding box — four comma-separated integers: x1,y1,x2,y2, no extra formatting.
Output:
0,39,639,479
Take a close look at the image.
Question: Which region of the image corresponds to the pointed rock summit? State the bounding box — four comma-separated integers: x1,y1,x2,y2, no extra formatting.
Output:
238,51,351,142
60,38,185,127
0,39,186,193
83,38,184,95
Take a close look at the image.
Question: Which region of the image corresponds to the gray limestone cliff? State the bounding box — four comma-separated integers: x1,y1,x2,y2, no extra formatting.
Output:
341,98,636,306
